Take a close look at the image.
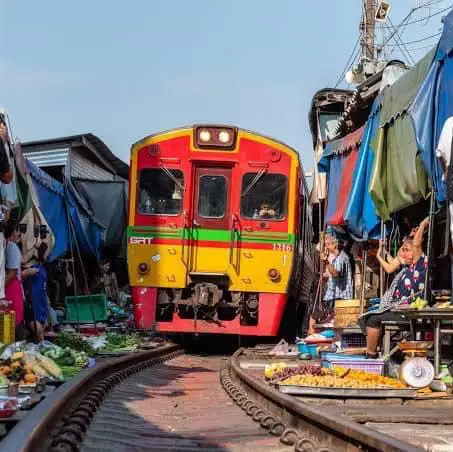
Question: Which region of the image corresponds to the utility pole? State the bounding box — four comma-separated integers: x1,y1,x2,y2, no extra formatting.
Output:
360,0,376,61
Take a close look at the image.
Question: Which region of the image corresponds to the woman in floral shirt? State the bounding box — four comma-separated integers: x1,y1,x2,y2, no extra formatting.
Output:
359,217,430,358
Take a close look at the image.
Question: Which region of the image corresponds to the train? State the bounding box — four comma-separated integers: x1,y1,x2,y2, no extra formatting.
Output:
127,125,314,336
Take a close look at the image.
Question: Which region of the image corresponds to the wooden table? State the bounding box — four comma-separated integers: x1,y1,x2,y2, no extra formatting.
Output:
392,308,453,374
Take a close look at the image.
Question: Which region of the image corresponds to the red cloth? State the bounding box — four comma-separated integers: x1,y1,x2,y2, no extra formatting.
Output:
5,277,24,325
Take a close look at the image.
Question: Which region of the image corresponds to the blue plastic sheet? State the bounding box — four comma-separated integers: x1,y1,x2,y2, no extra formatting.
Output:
408,9,453,203
27,161,69,261
344,99,382,241
26,160,103,261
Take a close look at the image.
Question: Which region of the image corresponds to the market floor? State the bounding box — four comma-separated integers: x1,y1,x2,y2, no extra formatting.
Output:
81,354,291,451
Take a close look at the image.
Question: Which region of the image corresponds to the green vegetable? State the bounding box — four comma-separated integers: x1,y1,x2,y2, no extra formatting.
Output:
54,333,95,356
60,366,82,379
98,333,137,353
54,356,75,366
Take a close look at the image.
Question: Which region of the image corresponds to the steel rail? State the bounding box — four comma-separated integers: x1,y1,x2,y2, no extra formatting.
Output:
0,344,181,452
223,348,423,452
1,344,425,452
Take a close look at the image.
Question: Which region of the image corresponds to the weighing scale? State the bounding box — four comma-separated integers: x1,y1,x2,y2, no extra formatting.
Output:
399,341,435,388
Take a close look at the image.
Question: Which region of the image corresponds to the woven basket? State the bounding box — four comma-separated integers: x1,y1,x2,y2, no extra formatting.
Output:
334,299,362,329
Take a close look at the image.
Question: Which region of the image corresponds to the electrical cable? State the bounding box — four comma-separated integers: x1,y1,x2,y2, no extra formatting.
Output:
387,17,417,64
383,32,442,47
333,37,360,88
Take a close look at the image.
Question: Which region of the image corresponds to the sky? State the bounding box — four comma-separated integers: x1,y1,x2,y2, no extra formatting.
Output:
0,0,449,172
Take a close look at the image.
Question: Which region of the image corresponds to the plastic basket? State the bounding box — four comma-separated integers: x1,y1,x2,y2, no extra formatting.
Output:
324,358,385,375
297,343,318,356
340,333,366,348
65,295,108,323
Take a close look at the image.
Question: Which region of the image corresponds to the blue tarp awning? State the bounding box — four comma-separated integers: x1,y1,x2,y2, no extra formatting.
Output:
409,9,453,203
26,160,103,261
344,98,382,241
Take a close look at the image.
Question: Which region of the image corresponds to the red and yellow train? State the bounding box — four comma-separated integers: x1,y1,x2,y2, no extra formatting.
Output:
127,125,313,336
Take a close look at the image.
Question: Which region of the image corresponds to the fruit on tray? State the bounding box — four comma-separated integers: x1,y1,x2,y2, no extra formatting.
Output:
279,367,406,389
270,364,324,381
410,297,428,310
264,363,287,379
0,354,38,384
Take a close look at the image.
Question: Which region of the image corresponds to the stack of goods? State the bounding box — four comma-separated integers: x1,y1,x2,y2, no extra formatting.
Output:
265,363,406,389
0,352,38,385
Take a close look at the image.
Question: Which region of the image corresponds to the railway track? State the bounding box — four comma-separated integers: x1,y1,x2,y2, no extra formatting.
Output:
1,343,423,452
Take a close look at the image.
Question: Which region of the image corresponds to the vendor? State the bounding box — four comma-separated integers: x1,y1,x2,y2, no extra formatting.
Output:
4,220,38,341
24,237,50,342
360,217,430,358
307,236,353,335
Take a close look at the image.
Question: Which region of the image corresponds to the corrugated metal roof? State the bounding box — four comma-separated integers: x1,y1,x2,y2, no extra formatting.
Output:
21,133,128,179
23,147,69,168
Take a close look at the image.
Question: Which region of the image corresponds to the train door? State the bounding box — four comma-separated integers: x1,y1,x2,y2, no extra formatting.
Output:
189,166,233,273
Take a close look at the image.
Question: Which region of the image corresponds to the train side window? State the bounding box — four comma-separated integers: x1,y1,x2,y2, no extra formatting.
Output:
240,173,287,220
198,175,227,218
138,168,184,215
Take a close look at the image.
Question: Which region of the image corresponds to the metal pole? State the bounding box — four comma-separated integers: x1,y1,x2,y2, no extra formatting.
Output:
360,249,368,314
424,192,435,301
379,220,385,298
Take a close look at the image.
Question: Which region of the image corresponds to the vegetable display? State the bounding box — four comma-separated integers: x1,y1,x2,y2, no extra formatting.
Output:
98,333,137,353
40,343,88,368
54,332,95,356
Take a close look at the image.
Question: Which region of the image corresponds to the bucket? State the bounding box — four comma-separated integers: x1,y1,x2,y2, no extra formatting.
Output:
297,342,318,356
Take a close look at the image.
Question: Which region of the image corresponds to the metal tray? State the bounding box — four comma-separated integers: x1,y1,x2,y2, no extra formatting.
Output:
275,384,418,398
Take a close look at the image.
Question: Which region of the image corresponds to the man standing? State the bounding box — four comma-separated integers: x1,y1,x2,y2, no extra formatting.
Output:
320,237,354,313
307,235,353,335
0,115,14,302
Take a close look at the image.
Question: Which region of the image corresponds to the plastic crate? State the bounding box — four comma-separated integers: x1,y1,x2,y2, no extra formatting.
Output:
0,312,15,345
340,333,367,349
324,357,385,375
65,295,108,323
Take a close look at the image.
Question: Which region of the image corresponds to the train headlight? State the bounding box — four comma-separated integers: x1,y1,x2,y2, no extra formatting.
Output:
218,130,230,144
193,125,237,149
198,129,211,143
138,263,150,275
268,268,280,281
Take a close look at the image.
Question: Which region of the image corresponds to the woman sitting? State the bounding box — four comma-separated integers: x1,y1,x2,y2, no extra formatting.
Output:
359,217,429,358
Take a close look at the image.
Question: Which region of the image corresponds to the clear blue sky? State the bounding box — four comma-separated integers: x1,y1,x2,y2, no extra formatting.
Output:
0,1,447,171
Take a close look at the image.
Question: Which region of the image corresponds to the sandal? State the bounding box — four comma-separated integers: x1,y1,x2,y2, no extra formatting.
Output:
365,352,379,359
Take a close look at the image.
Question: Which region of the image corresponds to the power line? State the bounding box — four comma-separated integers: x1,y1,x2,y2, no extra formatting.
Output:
387,17,417,64
380,4,452,29
334,37,360,88
383,31,442,47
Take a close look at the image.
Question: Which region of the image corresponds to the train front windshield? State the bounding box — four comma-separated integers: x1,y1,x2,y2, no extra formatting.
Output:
240,173,287,220
138,168,184,215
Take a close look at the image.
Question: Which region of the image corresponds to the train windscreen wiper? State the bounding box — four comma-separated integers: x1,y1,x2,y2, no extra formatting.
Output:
160,165,184,192
241,168,267,197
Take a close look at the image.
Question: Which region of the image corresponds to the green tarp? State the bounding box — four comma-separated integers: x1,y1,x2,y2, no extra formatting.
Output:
369,48,435,220
370,114,429,221
380,47,436,126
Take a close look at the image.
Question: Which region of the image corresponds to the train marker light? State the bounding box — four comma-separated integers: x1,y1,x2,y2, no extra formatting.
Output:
268,268,280,281
138,263,150,274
